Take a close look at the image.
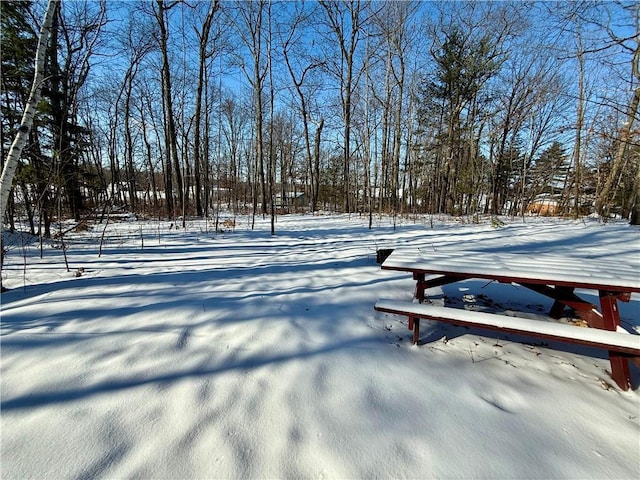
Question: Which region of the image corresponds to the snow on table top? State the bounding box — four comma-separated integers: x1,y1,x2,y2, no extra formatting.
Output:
382,248,640,291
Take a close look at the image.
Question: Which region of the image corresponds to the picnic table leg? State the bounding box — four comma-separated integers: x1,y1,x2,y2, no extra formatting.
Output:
549,286,573,318
599,291,631,391
414,272,426,303
410,273,426,345
407,315,420,344
412,318,420,345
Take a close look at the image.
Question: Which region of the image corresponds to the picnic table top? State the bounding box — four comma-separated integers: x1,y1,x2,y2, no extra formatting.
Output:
381,248,640,293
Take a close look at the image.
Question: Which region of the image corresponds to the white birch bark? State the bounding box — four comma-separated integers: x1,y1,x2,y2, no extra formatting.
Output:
0,0,58,225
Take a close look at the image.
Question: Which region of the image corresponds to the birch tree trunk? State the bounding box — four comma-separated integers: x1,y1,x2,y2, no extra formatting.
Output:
0,0,58,226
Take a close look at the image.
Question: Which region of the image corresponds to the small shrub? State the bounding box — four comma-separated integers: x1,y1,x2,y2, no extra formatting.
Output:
217,218,236,233
491,216,505,229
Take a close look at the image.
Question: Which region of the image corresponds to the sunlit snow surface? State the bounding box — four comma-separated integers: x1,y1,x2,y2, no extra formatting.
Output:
1,214,639,479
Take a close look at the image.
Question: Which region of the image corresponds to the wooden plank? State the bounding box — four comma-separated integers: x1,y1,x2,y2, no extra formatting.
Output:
374,299,640,355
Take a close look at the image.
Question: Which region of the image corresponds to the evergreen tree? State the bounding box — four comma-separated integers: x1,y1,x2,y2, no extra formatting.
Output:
1,1,37,162
529,141,569,204
418,26,501,214
0,0,52,234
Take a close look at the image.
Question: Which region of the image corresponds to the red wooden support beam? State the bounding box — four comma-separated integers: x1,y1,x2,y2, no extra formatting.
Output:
413,272,426,303
413,318,421,345
411,272,426,344
600,291,632,390
548,286,574,319
522,283,604,328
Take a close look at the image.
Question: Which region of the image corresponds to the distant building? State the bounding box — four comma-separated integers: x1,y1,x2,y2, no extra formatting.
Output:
275,192,308,212
526,195,560,216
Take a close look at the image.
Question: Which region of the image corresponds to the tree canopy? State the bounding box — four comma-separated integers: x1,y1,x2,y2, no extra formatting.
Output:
2,0,639,231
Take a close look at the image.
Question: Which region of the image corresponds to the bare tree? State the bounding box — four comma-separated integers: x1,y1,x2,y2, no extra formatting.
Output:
48,1,107,222
229,0,270,216
280,2,325,213
371,1,417,215
118,14,155,213
193,1,221,217
153,0,183,218
595,4,640,221
220,94,248,213
319,0,371,213
570,18,587,219
266,1,276,234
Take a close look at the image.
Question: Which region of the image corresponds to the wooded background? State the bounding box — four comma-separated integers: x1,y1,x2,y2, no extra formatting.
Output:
2,0,639,235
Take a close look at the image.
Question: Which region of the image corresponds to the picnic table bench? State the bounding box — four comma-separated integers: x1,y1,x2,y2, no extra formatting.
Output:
375,249,640,390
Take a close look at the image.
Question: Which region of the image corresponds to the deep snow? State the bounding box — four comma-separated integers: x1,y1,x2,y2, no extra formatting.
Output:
1,213,639,479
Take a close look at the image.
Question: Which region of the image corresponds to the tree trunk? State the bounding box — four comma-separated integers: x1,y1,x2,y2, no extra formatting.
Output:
0,0,58,291
630,156,640,225
572,37,585,219
319,1,365,214
267,2,276,234
194,1,219,218
0,0,58,225
596,9,640,223
235,1,269,216
123,68,138,212
313,118,324,212
155,0,183,218
597,83,640,219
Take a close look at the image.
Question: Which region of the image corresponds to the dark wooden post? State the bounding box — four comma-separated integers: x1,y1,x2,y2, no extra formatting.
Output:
599,290,631,391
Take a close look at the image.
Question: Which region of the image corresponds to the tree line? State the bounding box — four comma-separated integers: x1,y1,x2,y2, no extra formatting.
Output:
2,0,639,237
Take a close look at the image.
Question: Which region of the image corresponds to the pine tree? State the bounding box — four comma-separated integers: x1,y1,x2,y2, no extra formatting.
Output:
529,141,569,209
418,26,501,214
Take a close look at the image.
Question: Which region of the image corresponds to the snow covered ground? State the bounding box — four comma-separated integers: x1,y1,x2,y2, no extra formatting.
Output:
1,213,639,479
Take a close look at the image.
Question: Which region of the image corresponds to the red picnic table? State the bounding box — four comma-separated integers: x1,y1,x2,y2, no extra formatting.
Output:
377,249,640,390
